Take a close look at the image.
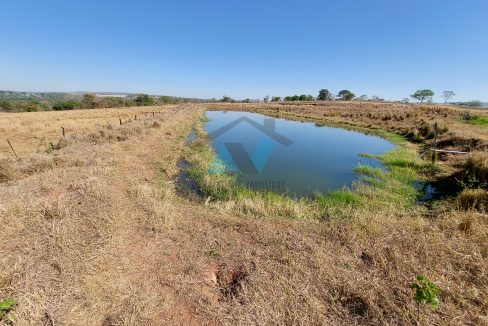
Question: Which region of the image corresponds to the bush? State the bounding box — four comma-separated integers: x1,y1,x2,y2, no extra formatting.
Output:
134,94,154,106
458,153,488,189
456,188,488,212
52,100,79,111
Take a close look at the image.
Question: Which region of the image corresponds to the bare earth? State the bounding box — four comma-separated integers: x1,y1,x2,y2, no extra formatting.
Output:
1,104,487,325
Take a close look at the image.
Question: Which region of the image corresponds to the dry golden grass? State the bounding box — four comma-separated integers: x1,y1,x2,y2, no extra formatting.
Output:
0,103,487,325
0,107,170,157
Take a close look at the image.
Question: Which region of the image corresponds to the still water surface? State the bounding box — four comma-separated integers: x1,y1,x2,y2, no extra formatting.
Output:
205,111,395,197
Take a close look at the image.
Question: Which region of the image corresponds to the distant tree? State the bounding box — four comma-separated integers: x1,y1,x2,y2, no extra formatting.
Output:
402,98,410,103
284,95,299,101
411,89,434,104
99,97,126,108
135,94,154,106
159,96,175,104
305,95,315,101
81,93,96,109
317,89,333,101
220,96,232,103
442,91,456,104
298,94,307,101
358,94,368,101
263,95,270,103
23,101,44,112
271,96,281,102
337,90,355,101
242,98,251,103
52,100,79,111
0,100,12,112
464,100,482,107
372,95,380,101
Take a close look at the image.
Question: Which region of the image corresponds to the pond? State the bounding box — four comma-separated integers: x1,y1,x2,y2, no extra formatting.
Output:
205,110,395,197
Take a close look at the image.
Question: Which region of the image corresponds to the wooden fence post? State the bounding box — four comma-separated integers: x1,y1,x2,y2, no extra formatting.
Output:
119,118,122,126
432,122,438,163
7,139,18,159
61,127,65,138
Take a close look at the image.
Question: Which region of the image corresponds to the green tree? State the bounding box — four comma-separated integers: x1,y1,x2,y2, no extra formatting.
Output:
271,96,281,102
263,95,270,103
411,89,434,103
317,89,333,101
52,100,79,111
159,96,175,104
220,96,232,103
358,94,368,101
337,90,355,101
0,100,13,112
81,93,97,109
135,94,154,106
299,94,308,101
442,90,455,104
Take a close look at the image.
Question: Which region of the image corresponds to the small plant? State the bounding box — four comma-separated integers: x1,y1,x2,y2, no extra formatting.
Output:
208,248,220,257
411,275,440,323
0,298,17,321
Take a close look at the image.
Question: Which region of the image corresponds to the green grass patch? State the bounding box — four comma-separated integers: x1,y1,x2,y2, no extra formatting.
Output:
315,190,361,207
464,116,488,126
353,165,384,178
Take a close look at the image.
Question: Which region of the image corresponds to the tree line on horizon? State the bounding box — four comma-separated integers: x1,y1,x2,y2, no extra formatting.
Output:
0,89,484,112
0,93,208,112
222,89,468,105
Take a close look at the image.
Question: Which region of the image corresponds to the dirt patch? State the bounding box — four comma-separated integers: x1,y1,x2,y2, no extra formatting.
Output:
341,294,370,317
216,265,249,300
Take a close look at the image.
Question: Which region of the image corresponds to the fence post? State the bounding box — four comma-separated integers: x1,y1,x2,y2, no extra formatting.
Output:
119,118,122,126
7,139,18,159
61,127,65,138
432,122,438,163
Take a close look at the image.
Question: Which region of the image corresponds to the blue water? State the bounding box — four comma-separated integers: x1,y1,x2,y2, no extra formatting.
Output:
205,111,395,197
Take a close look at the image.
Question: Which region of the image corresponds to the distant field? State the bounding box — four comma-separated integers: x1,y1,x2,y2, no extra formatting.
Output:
1,103,488,325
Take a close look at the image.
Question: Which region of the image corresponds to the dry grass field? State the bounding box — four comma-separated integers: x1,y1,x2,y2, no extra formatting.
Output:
1,103,488,325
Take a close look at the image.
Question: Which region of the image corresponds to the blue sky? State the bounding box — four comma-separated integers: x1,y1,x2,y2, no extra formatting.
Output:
1,0,487,101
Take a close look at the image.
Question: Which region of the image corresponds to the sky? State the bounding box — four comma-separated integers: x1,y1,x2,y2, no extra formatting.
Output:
1,0,487,102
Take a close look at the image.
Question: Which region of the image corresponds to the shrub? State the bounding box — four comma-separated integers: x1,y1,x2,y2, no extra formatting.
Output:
458,153,488,189
456,188,488,212
134,94,154,106
52,100,79,110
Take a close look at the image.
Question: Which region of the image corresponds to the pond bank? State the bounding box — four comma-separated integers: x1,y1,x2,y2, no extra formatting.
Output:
182,110,433,219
